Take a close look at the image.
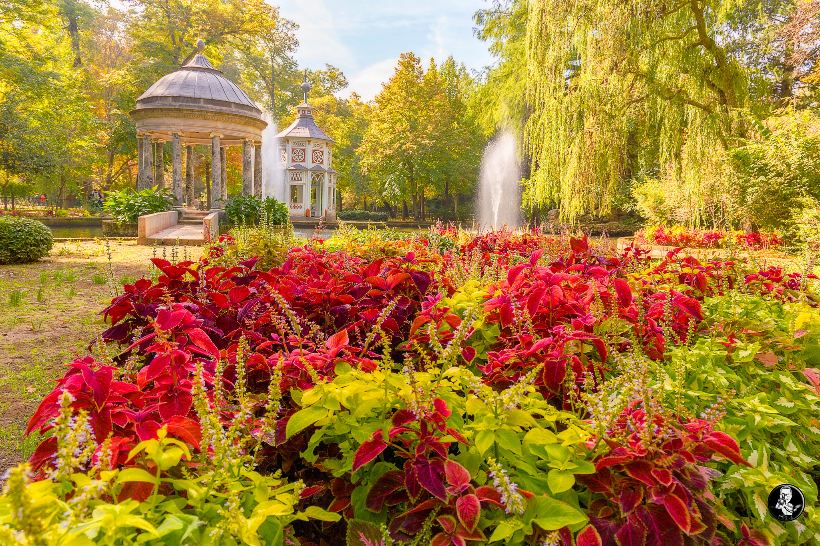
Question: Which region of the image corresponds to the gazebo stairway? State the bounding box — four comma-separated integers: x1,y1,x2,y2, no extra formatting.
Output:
142,208,213,246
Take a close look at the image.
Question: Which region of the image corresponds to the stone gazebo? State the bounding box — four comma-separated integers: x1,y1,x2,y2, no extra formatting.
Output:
131,42,266,211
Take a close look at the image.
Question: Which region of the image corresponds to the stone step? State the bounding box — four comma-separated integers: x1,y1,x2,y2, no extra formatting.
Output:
147,224,206,246
178,219,204,225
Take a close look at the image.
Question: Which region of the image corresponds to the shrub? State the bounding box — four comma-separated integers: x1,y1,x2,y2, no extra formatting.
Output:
225,195,289,227
0,216,53,264
337,209,389,222
103,187,172,224
215,221,294,270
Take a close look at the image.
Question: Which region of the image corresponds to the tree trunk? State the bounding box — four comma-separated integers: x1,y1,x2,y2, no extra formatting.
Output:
59,0,83,67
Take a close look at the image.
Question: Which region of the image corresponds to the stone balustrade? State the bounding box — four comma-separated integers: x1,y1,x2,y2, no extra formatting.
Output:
203,211,220,243
137,211,179,244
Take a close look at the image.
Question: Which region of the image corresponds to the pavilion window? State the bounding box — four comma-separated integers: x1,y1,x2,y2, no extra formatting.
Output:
290,185,303,205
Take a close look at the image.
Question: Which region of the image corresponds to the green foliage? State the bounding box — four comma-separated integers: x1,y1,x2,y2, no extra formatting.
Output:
337,210,389,222
0,429,335,545
290,361,592,544
0,216,53,264
218,223,293,271
226,196,290,228
225,195,261,226
478,0,819,227
665,294,820,543
103,187,172,224
359,53,484,219
730,110,820,231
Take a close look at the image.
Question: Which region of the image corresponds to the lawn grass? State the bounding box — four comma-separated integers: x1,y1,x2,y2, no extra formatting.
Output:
0,240,201,474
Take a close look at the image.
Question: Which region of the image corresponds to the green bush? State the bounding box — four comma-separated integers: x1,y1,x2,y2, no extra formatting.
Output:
216,222,294,271
0,216,53,264
337,209,389,222
103,188,172,224
225,195,289,227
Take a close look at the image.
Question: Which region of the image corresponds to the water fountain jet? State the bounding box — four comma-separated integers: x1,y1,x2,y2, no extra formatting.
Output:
476,130,521,230
261,112,286,202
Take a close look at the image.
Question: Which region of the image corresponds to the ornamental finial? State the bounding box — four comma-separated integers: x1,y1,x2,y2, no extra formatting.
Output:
300,69,311,103
196,39,205,53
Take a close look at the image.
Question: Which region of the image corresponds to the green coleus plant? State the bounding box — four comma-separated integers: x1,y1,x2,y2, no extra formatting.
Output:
285,359,593,545
665,293,820,544
0,426,338,545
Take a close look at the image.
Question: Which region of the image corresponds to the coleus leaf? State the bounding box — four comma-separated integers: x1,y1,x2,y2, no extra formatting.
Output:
366,471,406,512
577,525,603,546
662,494,692,534
612,278,632,307
703,431,749,466
326,328,349,350
185,328,219,361
413,458,447,500
158,387,193,420
455,494,481,531
155,308,188,331
353,431,388,471
570,236,589,253
444,460,471,492
614,514,647,546
475,485,502,507
228,285,251,304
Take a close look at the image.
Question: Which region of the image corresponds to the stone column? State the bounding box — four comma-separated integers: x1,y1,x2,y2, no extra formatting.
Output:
136,134,145,189
185,145,195,207
242,140,253,196
299,175,313,216
142,134,154,189
253,142,263,198
155,140,165,188
220,146,228,202
210,134,223,209
170,133,183,205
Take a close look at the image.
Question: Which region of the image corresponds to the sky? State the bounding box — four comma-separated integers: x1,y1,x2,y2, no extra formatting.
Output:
276,0,494,101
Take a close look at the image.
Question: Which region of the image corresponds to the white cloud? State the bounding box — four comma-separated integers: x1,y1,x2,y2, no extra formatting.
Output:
345,57,398,101
277,0,356,68
275,0,491,100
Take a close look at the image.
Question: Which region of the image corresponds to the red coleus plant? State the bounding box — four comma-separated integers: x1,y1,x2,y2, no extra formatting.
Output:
27,247,441,476
347,399,499,544
579,401,749,545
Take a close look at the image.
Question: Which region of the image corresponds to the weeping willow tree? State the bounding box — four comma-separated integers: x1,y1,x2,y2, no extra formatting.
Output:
523,0,755,224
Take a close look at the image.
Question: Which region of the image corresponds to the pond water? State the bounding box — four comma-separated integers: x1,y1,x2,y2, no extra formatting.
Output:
48,225,105,239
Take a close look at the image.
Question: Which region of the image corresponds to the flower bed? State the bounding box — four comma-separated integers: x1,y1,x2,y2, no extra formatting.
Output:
636,225,782,250
2,228,818,545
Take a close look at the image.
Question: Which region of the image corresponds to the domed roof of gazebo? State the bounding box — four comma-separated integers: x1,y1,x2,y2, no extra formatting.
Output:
131,44,266,146
136,53,263,119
